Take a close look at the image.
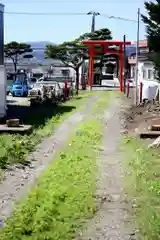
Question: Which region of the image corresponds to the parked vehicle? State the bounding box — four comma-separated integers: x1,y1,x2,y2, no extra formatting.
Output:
39,77,65,100
6,85,12,95
28,82,45,105
46,81,64,101
31,72,43,79
58,81,74,100
41,79,64,102
29,78,66,105
11,80,30,97
28,77,37,89
52,81,64,101
29,81,54,105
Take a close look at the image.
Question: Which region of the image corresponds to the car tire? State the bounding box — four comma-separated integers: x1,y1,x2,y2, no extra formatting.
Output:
23,92,28,97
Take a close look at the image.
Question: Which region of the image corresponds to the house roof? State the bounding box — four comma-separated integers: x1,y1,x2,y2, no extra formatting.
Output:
130,51,155,57
133,39,147,47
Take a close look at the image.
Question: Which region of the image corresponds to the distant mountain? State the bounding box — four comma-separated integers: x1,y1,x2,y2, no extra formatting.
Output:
27,41,53,63
24,41,136,64
27,41,52,49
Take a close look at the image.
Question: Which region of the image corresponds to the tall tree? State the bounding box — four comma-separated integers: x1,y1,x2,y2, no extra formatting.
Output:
78,28,112,41
45,28,112,94
45,41,86,95
79,28,113,77
142,0,160,80
4,41,33,72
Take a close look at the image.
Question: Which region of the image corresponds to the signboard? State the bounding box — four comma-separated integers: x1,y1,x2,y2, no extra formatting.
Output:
0,4,4,65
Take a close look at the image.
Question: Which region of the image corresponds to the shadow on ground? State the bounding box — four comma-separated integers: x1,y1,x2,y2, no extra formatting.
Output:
7,100,17,104
6,103,76,129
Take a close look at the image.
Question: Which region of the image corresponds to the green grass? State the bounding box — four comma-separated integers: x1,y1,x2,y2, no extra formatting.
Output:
123,136,160,240
0,92,96,170
0,119,104,240
91,90,121,113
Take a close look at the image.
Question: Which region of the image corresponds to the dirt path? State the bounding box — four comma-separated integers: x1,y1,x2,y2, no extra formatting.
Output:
79,96,136,240
0,95,99,222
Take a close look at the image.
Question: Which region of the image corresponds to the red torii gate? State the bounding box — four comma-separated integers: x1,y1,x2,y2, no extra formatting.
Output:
82,40,131,92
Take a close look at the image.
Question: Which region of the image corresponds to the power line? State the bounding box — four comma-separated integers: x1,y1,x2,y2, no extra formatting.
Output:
4,11,87,16
2,0,142,2
101,14,139,23
4,11,142,24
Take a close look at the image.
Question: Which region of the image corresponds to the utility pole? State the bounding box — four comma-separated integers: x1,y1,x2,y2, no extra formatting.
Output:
86,11,100,91
87,11,100,33
135,8,140,105
0,3,4,65
123,34,126,94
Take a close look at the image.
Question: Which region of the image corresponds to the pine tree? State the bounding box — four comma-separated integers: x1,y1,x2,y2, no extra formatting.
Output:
142,0,160,79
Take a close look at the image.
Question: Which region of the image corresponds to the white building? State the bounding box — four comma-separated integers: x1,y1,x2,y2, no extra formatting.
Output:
128,40,155,81
0,3,6,119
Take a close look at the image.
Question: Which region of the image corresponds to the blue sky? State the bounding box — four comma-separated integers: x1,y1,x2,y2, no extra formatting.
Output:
2,0,147,44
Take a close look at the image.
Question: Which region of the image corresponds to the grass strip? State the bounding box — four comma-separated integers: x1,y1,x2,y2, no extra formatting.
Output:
91,91,121,114
91,91,109,113
122,136,160,240
0,92,96,170
0,117,104,240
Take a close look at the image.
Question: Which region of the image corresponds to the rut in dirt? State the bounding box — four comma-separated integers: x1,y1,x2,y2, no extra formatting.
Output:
0,95,99,222
79,95,136,240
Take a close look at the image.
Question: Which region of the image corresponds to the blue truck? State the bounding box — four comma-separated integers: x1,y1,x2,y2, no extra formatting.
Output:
11,80,30,97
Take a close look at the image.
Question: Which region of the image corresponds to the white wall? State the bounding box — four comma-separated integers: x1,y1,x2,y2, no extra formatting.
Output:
0,66,6,118
130,61,155,81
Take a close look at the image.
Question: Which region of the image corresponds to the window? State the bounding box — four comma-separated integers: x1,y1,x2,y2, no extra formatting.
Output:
148,69,152,79
143,69,146,79
33,73,43,78
61,69,70,76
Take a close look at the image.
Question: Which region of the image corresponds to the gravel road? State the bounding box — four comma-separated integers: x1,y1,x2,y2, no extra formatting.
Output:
78,95,136,240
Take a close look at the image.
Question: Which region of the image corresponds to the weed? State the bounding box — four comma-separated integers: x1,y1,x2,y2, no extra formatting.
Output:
123,136,160,240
